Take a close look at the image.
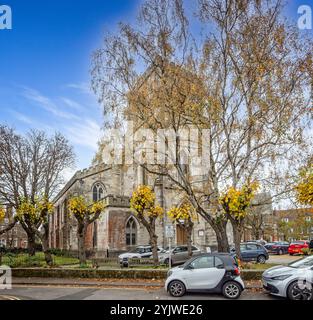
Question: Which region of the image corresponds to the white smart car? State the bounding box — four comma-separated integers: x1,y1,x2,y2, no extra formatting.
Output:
165,253,245,299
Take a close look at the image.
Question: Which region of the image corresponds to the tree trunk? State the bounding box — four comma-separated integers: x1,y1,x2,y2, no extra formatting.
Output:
27,234,36,256
231,221,243,259
77,224,87,265
150,233,159,266
212,221,230,252
40,223,53,266
42,238,53,266
186,230,193,257
186,221,194,257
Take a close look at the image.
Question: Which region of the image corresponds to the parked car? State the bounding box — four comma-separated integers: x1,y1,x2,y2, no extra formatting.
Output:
262,255,313,300
118,246,163,264
288,241,309,255
165,253,244,299
231,242,269,263
159,245,202,266
264,241,289,255
248,239,267,246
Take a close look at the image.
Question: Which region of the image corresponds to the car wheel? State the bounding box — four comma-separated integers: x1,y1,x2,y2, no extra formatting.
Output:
257,255,266,264
222,281,242,299
278,249,283,255
289,253,294,256
287,281,313,300
168,280,186,297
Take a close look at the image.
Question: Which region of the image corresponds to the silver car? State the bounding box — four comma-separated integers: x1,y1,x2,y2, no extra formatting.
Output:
159,245,202,265
119,246,163,264
262,255,313,300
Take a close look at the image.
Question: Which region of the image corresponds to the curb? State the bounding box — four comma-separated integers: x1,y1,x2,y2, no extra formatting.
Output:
11,279,263,289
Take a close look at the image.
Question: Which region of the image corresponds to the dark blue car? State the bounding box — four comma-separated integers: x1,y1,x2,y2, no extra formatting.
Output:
264,241,289,255
231,242,269,264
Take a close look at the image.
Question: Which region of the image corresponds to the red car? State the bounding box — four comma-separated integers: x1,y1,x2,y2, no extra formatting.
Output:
288,240,309,255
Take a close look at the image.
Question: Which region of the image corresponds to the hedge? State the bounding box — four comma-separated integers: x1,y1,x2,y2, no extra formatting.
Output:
11,268,265,281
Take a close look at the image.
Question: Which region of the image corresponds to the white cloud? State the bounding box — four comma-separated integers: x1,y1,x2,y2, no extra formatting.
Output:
60,97,85,112
22,87,79,120
10,110,34,125
66,118,102,151
66,82,92,95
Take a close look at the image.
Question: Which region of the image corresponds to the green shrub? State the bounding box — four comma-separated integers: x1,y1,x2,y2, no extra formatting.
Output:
301,248,310,256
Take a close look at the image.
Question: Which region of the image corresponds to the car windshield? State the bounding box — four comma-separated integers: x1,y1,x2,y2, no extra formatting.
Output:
289,256,313,268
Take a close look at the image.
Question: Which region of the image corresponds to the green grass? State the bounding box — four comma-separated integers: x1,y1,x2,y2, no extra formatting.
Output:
0,252,82,268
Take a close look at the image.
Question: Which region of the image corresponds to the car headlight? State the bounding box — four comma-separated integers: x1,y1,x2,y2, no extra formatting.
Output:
271,274,292,281
167,270,173,277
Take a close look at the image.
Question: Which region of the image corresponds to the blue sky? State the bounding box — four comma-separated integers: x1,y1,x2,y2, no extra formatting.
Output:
0,0,311,177
0,0,142,177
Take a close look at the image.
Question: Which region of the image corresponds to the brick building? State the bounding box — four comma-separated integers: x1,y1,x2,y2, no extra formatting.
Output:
0,205,28,249
273,208,313,241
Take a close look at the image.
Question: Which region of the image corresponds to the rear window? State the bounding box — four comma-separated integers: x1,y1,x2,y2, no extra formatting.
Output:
246,244,258,250
292,241,305,245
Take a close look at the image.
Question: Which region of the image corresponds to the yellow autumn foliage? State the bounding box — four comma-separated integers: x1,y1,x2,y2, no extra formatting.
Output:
295,165,313,206
130,185,163,218
0,205,5,222
168,202,197,222
219,182,259,221
68,196,105,220
17,197,54,223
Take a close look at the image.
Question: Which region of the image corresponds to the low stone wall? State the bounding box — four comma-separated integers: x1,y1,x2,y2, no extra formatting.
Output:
11,268,264,281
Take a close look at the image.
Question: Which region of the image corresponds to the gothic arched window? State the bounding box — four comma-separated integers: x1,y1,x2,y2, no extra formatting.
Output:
126,217,137,246
92,183,104,202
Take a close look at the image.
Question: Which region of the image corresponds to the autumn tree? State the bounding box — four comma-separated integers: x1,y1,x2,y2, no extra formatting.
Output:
167,201,197,257
220,182,259,257
16,197,54,265
92,0,313,252
245,193,273,240
68,196,105,265
277,211,313,241
130,185,163,265
277,220,292,242
0,204,18,238
295,164,313,207
0,125,75,262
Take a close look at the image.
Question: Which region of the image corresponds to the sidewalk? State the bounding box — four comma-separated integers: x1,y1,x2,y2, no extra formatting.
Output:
12,277,164,288
12,277,263,289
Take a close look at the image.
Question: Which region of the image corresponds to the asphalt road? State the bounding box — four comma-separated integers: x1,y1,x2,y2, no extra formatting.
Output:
0,285,281,300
